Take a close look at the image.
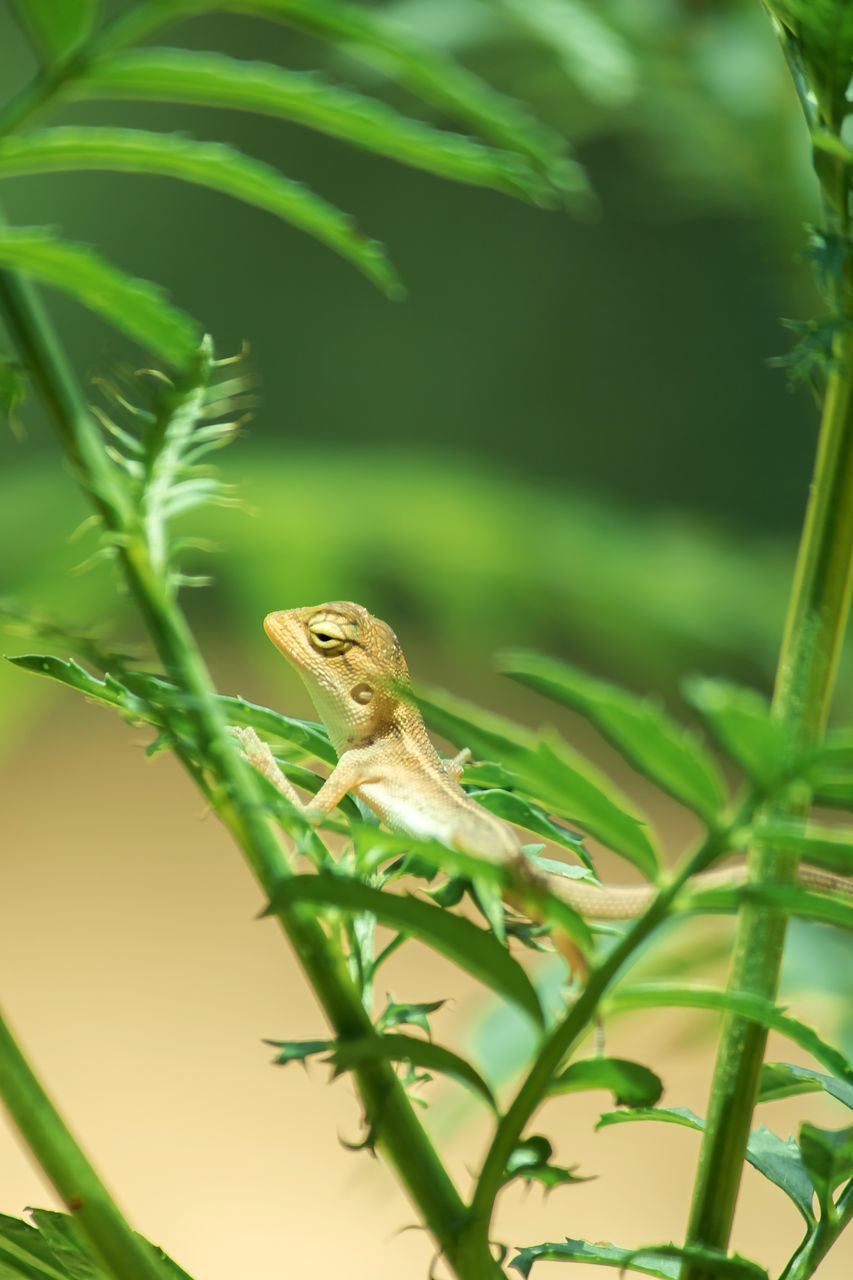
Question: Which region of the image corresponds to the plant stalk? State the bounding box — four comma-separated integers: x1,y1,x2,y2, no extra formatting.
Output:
0,1006,168,1280
0,267,485,1276
683,331,853,1276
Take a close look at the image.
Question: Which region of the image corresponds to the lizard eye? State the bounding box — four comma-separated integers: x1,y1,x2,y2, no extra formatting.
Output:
307,614,355,655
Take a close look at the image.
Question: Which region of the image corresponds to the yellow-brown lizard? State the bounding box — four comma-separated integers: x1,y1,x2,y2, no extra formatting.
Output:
232,600,849,919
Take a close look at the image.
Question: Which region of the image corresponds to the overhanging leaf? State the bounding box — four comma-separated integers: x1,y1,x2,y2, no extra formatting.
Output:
265,874,545,1027
230,0,586,199
0,128,401,298
72,49,555,205
499,651,726,823
0,228,199,364
550,1057,663,1108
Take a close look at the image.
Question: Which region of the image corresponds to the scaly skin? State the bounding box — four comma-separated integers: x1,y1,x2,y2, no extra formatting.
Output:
233,601,852,920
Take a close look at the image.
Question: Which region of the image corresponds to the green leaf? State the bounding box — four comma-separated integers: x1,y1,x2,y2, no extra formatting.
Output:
0,128,402,298
0,1209,196,1280
502,1135,587,1191
465,787,587,855
682,677,786,787
593,1108,815,1221
72,49,555,206
7,653,338,766
595,1104,703,1134
747,1125,816,1222
759,1062,853,1110
752,820,853,878
19,0,98,61
375,996,446,1036
0,228,199,365
228,0,586,201
418,685,660,876
498,651,726,823
267,1038,329,1065
799,1123,853,1213
607,984,853,1086
326,1033,496,1109
686,881,853,936
550,1057,663,1108
349,824,595,957
265,874,545,1027
510,1237,766,1279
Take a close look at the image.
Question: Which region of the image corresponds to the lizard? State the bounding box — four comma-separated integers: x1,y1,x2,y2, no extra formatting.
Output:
231,600,851,921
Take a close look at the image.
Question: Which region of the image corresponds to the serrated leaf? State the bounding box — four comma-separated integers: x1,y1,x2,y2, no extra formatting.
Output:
267,1038,329,1065
499,651,726,823
592,1108,815,1221
595,1104,703,1134
7,653,338,766
0,128,401,298
326,1033,496,1109
0,1208,196,1280
607,984,853,1086
759,1062,853,1109
265,874,545,1027
799,1123,853,1213
502,1135,588,1190
417,685,660,876
72,49,555,205
375,996,445,1036
348,823,594,956
682,677,787,787
510,1236,766,1279
550,1057,663,1108
0,228,199,364
747,1125,816,1222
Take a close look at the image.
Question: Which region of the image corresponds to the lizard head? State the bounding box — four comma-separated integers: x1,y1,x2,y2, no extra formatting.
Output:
263,602,410,749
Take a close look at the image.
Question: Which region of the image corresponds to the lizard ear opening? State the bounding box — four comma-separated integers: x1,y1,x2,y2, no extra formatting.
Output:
351,683,373,705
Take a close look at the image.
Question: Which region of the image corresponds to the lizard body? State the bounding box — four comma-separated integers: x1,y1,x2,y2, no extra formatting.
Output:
234,601,850,920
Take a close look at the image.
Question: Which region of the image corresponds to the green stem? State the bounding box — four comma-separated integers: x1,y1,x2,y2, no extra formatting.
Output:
0,1006,167,1280
0,269,485,1276
461,822,735,1263
782,1178,853,1280
683,333,853,1276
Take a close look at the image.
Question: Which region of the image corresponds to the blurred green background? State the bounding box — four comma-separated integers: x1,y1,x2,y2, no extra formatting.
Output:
0,0,838,719
3,5,852,1279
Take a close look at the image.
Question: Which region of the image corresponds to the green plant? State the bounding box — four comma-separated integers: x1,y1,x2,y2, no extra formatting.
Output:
2,3,853,1280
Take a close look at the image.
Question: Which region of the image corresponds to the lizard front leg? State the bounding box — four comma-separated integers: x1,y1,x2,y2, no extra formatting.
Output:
230,726,377,821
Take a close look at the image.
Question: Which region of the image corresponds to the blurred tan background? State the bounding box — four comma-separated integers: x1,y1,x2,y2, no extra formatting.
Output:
2,2,853,1277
